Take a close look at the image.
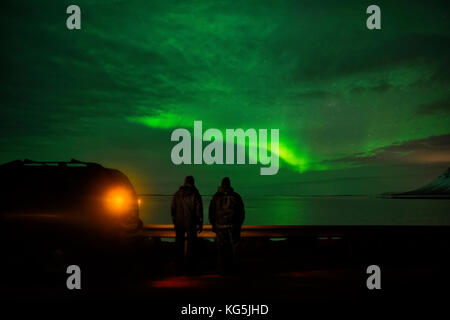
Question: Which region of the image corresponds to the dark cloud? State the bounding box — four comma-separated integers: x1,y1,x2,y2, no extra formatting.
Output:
290,33,450,83
349,81,393,95
329,134,450,165
295,90,339,99
417,97,450,115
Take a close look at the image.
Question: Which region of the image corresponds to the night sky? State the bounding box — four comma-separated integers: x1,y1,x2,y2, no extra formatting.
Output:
1,0,449,195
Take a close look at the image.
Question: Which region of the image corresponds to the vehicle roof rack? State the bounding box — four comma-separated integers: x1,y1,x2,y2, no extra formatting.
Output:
1,159,103,168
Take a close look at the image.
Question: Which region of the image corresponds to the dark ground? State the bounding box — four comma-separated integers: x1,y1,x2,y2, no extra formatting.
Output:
1,227,449,309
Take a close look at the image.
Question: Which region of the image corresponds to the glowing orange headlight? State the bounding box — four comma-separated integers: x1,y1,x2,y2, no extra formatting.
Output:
104,187,134,215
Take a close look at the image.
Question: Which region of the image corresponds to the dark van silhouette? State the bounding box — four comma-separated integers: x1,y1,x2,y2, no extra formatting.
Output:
0,159,143,274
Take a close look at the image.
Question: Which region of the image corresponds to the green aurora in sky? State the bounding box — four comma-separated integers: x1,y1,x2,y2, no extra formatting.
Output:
1,0,449,195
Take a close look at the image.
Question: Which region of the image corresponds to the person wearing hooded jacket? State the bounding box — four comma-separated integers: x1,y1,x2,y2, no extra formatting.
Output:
171,175,203,274
209,177,245,274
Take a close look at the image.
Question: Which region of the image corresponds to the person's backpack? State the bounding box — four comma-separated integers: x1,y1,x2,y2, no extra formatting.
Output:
216,193,237,225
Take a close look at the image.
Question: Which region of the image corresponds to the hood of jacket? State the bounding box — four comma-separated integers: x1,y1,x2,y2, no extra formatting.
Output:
178,184,198,196
218,185,234,194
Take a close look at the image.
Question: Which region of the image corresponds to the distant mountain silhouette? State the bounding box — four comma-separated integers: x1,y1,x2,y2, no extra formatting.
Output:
391,167,450,197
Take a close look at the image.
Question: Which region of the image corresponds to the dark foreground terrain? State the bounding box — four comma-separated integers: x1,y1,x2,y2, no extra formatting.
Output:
0,225,449,314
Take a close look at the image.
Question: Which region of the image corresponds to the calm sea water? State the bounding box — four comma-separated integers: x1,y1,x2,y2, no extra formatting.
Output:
138,195,450,226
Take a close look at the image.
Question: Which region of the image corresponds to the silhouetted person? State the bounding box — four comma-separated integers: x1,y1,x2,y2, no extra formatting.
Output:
171,176,203,274
209,177,245,275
